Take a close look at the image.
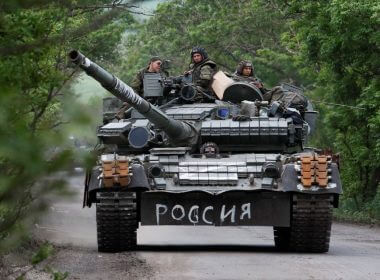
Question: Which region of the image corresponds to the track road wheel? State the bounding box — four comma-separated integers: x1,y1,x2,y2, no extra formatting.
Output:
96,192,138,252
274,194,333,253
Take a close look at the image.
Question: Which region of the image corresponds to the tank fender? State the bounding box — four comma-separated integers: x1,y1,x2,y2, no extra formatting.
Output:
128,164,150,191
281,163,342,200
84,166,101,207
85,163,150,207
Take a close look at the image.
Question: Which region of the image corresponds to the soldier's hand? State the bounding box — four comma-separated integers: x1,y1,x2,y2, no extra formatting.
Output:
253,81,263,88
232,115,251,121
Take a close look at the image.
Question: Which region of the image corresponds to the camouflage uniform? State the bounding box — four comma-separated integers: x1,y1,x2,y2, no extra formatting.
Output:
265,86,308,112
130,67,168,97
116,59,167,119
232,61,266,95
187,47,217,102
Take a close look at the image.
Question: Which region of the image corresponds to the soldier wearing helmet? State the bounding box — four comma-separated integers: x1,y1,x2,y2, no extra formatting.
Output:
232,61,266,93
116,57,168,120
131,56,168,96
186,47,217,102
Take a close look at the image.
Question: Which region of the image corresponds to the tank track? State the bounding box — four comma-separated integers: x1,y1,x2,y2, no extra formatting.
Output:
274,194,333,253
96,191,138,252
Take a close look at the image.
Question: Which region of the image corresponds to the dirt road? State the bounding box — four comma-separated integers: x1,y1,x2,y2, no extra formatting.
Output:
28,173,380,279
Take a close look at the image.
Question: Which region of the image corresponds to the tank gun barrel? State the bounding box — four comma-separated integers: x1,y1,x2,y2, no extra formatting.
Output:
69,50,197,145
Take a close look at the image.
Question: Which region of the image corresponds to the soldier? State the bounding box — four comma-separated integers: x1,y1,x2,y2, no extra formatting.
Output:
131,56,167,96
232,61,266,94
186,46,217,102
116,57,167,120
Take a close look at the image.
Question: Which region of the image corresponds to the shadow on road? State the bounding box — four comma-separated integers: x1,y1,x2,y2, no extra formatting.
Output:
136,244,278,253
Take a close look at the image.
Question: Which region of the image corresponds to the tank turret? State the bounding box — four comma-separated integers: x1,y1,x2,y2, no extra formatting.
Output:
69,50,197,146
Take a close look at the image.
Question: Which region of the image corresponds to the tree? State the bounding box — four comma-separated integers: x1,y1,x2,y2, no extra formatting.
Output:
0,0,135,250
119,0,306,87
275,0,380,210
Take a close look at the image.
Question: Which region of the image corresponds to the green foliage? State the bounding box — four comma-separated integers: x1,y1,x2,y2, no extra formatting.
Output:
277,0,380,209
53,271,69,280
119,0,303,87
44,265,69,280
0,1,133,131
0,0,133,251
334,189,380,224
31,242,54,265
0,88,71,250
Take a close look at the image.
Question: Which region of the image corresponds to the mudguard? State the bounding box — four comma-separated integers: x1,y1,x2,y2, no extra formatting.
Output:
84,163,150,207
281,163,342,207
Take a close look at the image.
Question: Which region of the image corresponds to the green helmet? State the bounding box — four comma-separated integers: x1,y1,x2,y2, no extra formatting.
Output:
190,46,208,63
236,61,254,76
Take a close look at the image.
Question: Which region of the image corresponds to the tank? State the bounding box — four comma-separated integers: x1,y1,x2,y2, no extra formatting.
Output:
70,50,342,253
